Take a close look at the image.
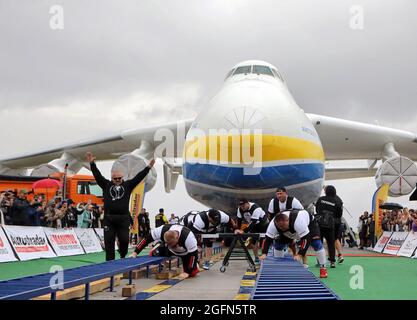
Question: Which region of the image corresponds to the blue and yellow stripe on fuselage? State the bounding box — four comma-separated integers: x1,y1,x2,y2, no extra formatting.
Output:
183,134,325,191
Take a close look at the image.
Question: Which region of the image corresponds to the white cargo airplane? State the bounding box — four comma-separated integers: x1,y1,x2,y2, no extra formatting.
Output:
1,60,417,214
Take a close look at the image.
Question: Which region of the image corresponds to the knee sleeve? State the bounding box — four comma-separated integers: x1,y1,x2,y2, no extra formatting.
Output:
311,239,323,251
274,241,288,251
316,248,327,266
273,249,285,258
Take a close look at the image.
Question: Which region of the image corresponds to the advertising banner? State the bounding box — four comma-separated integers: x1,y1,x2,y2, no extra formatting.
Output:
43,228,85,256
129,181,146,235
371,184,389,238
383,232,409,255
74,228,103,253
373,231,393,253
397,232,417,257
2,225,56,261
0,226,18,262
94,228,105,248
94,228,118,250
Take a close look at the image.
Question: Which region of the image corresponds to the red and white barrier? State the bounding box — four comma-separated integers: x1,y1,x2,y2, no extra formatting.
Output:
74,228,103,254
0,227,17,262
2,225,56,261
43,227,85,257
373,231,393,253
397,232,417,257
383,232,409,255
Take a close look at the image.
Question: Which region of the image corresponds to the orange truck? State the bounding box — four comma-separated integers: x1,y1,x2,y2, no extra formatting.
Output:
0,174,103,205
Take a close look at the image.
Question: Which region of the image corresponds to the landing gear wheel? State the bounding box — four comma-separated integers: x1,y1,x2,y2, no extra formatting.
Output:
220,266,226,273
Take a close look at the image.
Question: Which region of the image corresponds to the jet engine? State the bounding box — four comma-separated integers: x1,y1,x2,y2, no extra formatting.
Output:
375,155,417,197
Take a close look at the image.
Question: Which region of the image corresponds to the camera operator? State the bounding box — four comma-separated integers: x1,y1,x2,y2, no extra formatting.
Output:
358,211,370,249
0,191,14,225
11,189,30,226
44,202,59,228
62,199,79,228
28,197,44,226
91,204,101,228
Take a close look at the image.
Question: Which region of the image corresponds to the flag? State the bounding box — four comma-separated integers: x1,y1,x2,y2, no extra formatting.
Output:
371,184,389,238
129,181,146,235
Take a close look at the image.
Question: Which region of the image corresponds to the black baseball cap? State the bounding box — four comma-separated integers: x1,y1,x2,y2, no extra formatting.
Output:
159,208,164,213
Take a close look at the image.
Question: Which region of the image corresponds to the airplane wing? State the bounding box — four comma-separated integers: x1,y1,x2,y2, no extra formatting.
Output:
0,119,193,169
324,166,377,180
306,113,417,161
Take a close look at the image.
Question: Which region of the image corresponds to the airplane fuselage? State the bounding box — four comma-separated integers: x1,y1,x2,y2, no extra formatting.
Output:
182,60,325,214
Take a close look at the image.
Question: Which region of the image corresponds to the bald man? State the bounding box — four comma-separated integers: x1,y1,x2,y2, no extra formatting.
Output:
86,152,155,261
130,224,199,279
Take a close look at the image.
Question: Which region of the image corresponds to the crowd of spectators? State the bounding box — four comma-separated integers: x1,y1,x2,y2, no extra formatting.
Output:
357,208,417,249
0,189,103,229
381,208,417,232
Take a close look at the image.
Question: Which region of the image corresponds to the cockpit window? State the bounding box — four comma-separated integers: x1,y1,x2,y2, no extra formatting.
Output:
271,69,283,81
233,65,252,75
252,65,274,77
225,68,235,79
228,64,283,81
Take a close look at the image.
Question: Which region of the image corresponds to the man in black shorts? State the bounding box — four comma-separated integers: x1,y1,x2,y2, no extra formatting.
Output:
260,209,328,278
130,224,199,279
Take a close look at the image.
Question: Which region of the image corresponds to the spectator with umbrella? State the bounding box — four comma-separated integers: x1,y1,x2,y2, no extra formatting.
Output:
32,178,62,202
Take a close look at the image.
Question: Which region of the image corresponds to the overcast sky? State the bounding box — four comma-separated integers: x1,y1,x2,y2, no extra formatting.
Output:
1,0,416,228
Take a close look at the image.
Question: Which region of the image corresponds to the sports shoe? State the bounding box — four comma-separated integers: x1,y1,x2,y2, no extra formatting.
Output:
320,267,328,278
330,262,336,268
338,254,344,264
203,261,211,270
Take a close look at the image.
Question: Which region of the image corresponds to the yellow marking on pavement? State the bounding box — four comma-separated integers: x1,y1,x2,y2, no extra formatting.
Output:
143,285,172,293
234,294,250,300
240,280,255,287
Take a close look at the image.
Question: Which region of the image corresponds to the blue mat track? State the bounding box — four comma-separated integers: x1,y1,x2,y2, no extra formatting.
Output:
251,256,339,300
0,256,164,300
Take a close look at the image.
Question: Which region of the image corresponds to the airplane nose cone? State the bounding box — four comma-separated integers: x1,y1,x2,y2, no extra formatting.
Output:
223,106,267,130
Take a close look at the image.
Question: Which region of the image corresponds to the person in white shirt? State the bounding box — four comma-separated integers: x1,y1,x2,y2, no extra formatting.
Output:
267,187,304,220
130,224,199,279
169,213,180,225
260,209,328,279
235,199,269,263
189,209,237,270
